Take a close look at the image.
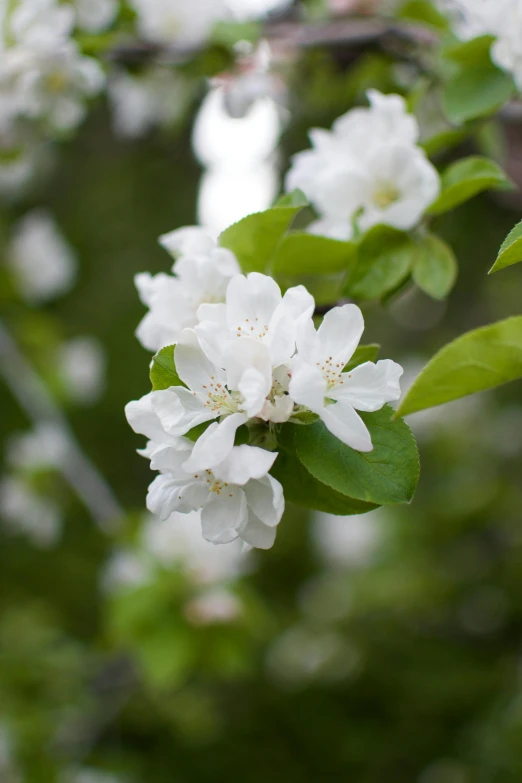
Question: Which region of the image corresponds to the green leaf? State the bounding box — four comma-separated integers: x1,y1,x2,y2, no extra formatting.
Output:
442,35,495,66
272,232,356,276
489,220,522,273
219,206,303,274
443,63,515,124
294,406,420,506
396,316,522,417
420,127,469,158
346,226,415,300
344,344,380,371
274,189,308,208
428,156,512,215
272,443,379,516
412,234,458,299
150,345,184,391
398,0,450,31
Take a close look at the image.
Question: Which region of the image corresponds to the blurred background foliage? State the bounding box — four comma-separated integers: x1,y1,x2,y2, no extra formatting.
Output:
2,5,522,781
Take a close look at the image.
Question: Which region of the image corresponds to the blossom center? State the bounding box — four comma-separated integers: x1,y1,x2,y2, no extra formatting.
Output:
201,377,238,413
235,317,269,340
317,356,345,390
372,183,401,209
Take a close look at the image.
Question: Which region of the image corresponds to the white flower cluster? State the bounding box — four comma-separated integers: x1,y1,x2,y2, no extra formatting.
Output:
285,90,440,241
0,0,107,138
443,0,522,90
128,232,403,549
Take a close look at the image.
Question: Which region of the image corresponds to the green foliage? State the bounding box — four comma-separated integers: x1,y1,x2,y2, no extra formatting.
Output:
345,344,380,371
397,0,450,30
293,406,419,506
272,232,356,276
272,448,379,516
442,35,496,67
219,206,303,274
428,156,512,215
443,62,515,124
412,233,458,299
274,189,309,208
150,344,184,390
346,226,414,300
396,316,522,416
489,219,522,273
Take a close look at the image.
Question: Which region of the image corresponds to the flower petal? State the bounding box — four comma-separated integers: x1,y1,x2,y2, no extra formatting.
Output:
213,445,277,486
175,328,225,391
239,511,278,550
151,387,215,436
225,272,281,332
331,360,403,412
146,474,208,520
224,337,272,416
315,304,365,366
320,401,373,452
183,412,248,472
125,391,175,442
201,488,248,544
243,473,284,527
158,226,215,260
288,359,326,414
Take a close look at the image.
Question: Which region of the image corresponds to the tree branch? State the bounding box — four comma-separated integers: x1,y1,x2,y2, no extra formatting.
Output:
0,320,123,532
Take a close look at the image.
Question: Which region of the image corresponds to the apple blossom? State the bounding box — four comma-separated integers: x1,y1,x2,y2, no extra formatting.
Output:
135,227,240,351
129,0,229,45
285,90,440,240
289,304,403,452
146,437,284,549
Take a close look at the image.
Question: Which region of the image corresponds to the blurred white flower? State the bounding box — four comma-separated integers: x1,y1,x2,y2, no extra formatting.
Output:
285,90,440,240
143,510,249,583
9,0,75,48
442,0,522,90
0,476,62,548
267,625,361,687
226,0,293,21
73,0,119,33
108,66,190,139
58,336,106,404
6,424,68,471
129,0,228,44
8,210,77,303
184,586,242,625
135,227,240,351
101,548,150,594
312,510,382,568
62,768,128,783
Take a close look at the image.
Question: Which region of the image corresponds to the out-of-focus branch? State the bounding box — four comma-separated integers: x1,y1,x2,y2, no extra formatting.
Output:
107,17,440,66
0,319,123,532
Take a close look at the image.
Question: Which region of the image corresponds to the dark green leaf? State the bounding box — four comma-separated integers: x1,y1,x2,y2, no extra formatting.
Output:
489,219,522,273
428,156,512,215
442,35,495,66
412,233,458,299
219,206,303,274
396,316,522,417
272,444,379,516
295,406,420,506
274,189,309,208
344,344,380,371
443,63,515,124
346,226,415,300
150,345,184,391
272,232,356,276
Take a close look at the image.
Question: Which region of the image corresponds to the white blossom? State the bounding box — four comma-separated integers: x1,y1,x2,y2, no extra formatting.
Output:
135,227,240,351
9,0,75,48
58,336,106,404
0,476,62,547
6,424,68,471
73,0,119,33
146,438,283,549
440,0,522,89
8,210,77,303
289,304,403,452
129,0,228,44
108,66,189,139
285,90,440,240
